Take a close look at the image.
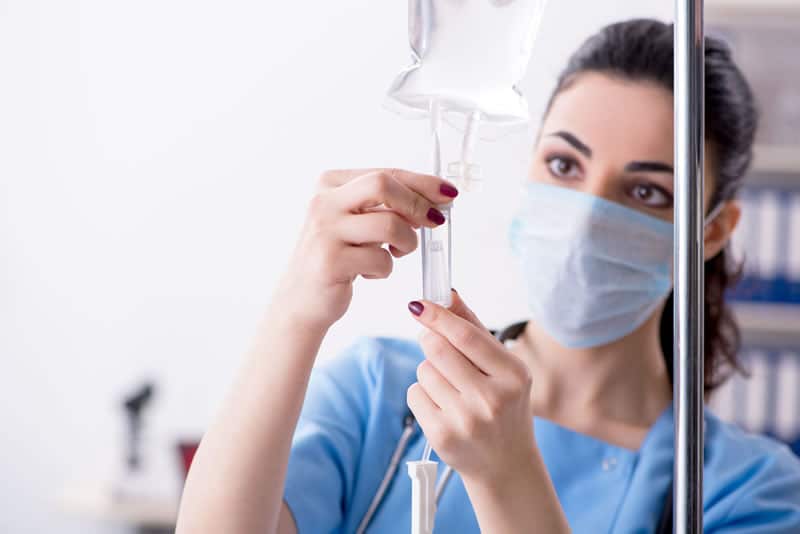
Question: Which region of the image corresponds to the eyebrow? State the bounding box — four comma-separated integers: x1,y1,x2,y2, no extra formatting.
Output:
624,161,674,173
547,130,674,174
547,131,592,158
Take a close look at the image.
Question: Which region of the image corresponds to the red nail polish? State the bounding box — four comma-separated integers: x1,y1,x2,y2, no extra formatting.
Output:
408,301,424,316
440,183,459,198
427,208,446,225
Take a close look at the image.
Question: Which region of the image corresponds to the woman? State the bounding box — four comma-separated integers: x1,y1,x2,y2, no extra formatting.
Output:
176,19,800,533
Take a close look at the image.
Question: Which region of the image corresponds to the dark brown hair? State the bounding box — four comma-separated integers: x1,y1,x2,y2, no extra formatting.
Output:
546,19,757,392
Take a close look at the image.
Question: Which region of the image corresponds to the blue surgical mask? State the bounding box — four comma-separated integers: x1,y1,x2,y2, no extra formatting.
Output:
508,182,674,348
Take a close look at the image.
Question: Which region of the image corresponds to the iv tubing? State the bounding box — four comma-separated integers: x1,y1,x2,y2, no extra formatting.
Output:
431,101,443,176
421,100,452,307
422,440,432,462
461,111,481,165
420,99,445,464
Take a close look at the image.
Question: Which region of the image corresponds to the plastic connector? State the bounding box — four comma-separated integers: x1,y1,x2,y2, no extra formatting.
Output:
408,460,438,534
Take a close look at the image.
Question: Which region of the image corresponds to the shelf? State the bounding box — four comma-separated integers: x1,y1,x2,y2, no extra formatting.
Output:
56,482,178,528
708,0,800,14
752,145,800,177
733,302,800,347
708,0,800,26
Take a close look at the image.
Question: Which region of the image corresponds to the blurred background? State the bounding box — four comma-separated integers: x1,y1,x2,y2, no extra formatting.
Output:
0,0,797,532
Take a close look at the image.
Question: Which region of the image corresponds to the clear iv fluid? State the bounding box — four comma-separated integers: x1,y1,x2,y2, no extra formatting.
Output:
422,206,452,307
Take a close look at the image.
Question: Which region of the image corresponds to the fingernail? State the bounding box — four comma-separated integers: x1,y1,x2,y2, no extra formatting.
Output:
440,183,459,198
451,288,458,294
408,301,424,316
427,208,446,225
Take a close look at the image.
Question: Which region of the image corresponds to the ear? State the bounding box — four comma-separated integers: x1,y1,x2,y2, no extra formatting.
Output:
704,200,741,260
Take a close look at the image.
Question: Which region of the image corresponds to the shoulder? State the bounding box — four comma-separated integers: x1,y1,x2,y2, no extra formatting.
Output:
311,336,425,417
704,411,800,532
704,410,800,485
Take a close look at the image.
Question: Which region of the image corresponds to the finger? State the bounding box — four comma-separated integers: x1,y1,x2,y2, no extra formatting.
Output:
407,382,441,426
416,359,460,412
329,170,455,228
408,300,509,377
338,245,393,280
418,330,486,393
388,244,412,259
330,171,441,228
359,205,422,232
388,168,459,204
320,168,459,205
447,290,490,333
336,211,418,256
317,169,375,190
319,168,410,190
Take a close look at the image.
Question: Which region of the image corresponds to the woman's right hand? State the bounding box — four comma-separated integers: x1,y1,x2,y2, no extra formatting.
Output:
275,168,459,329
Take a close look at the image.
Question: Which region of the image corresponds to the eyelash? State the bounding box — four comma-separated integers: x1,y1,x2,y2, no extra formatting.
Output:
629,182,674,209
545,154,582,179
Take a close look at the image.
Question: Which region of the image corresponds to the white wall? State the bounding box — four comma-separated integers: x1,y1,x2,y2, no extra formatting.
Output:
0,1,672,532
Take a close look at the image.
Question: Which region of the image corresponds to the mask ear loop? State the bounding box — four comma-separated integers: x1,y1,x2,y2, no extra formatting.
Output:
705,203,724,225
703,202,725,234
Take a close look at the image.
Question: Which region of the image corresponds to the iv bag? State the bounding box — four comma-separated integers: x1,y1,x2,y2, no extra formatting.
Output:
384,0,548,310
387,0,548,136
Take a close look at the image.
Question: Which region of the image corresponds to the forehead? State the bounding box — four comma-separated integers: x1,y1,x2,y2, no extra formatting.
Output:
542,73,675,163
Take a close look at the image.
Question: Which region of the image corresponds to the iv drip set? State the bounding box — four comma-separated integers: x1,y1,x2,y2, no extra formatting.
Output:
419,103,482,310
385,1,548,532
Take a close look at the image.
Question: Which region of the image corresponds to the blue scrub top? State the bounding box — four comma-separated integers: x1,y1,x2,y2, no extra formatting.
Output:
283,337,800,533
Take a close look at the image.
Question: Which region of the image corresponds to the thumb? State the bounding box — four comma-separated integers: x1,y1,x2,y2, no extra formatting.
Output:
447,289,488,332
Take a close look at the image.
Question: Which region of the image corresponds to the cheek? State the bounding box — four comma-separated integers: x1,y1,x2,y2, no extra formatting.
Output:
702,153,719,212
527,158,553,184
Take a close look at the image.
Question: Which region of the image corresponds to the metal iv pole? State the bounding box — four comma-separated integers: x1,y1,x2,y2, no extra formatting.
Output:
674,0,705,532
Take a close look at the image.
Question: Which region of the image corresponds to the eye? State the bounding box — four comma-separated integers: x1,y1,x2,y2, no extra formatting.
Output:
630,183,673,208
546,155,581,180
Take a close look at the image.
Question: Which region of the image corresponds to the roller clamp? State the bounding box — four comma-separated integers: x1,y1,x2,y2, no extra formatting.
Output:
407,460,438,534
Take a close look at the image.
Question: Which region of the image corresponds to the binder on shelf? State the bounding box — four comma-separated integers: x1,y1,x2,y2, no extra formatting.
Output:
710,346,800,456
789,195,800,284
728,186,800,305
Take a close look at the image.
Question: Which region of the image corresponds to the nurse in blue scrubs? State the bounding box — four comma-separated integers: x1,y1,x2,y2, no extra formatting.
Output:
176,19,800,534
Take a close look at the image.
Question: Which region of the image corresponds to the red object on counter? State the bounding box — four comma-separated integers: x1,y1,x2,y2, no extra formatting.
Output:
177,441,200,479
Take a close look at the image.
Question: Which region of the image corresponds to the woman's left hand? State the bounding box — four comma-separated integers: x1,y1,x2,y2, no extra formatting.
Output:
406,290,537,486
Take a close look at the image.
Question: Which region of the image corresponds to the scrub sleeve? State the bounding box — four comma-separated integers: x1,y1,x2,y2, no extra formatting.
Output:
282,342,370,533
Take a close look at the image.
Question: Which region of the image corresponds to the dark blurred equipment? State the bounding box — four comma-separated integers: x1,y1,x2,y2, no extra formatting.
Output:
59,379,176,534
123,381,156,471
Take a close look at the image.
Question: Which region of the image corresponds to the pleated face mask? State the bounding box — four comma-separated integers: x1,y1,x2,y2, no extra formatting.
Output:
508,182,674,348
